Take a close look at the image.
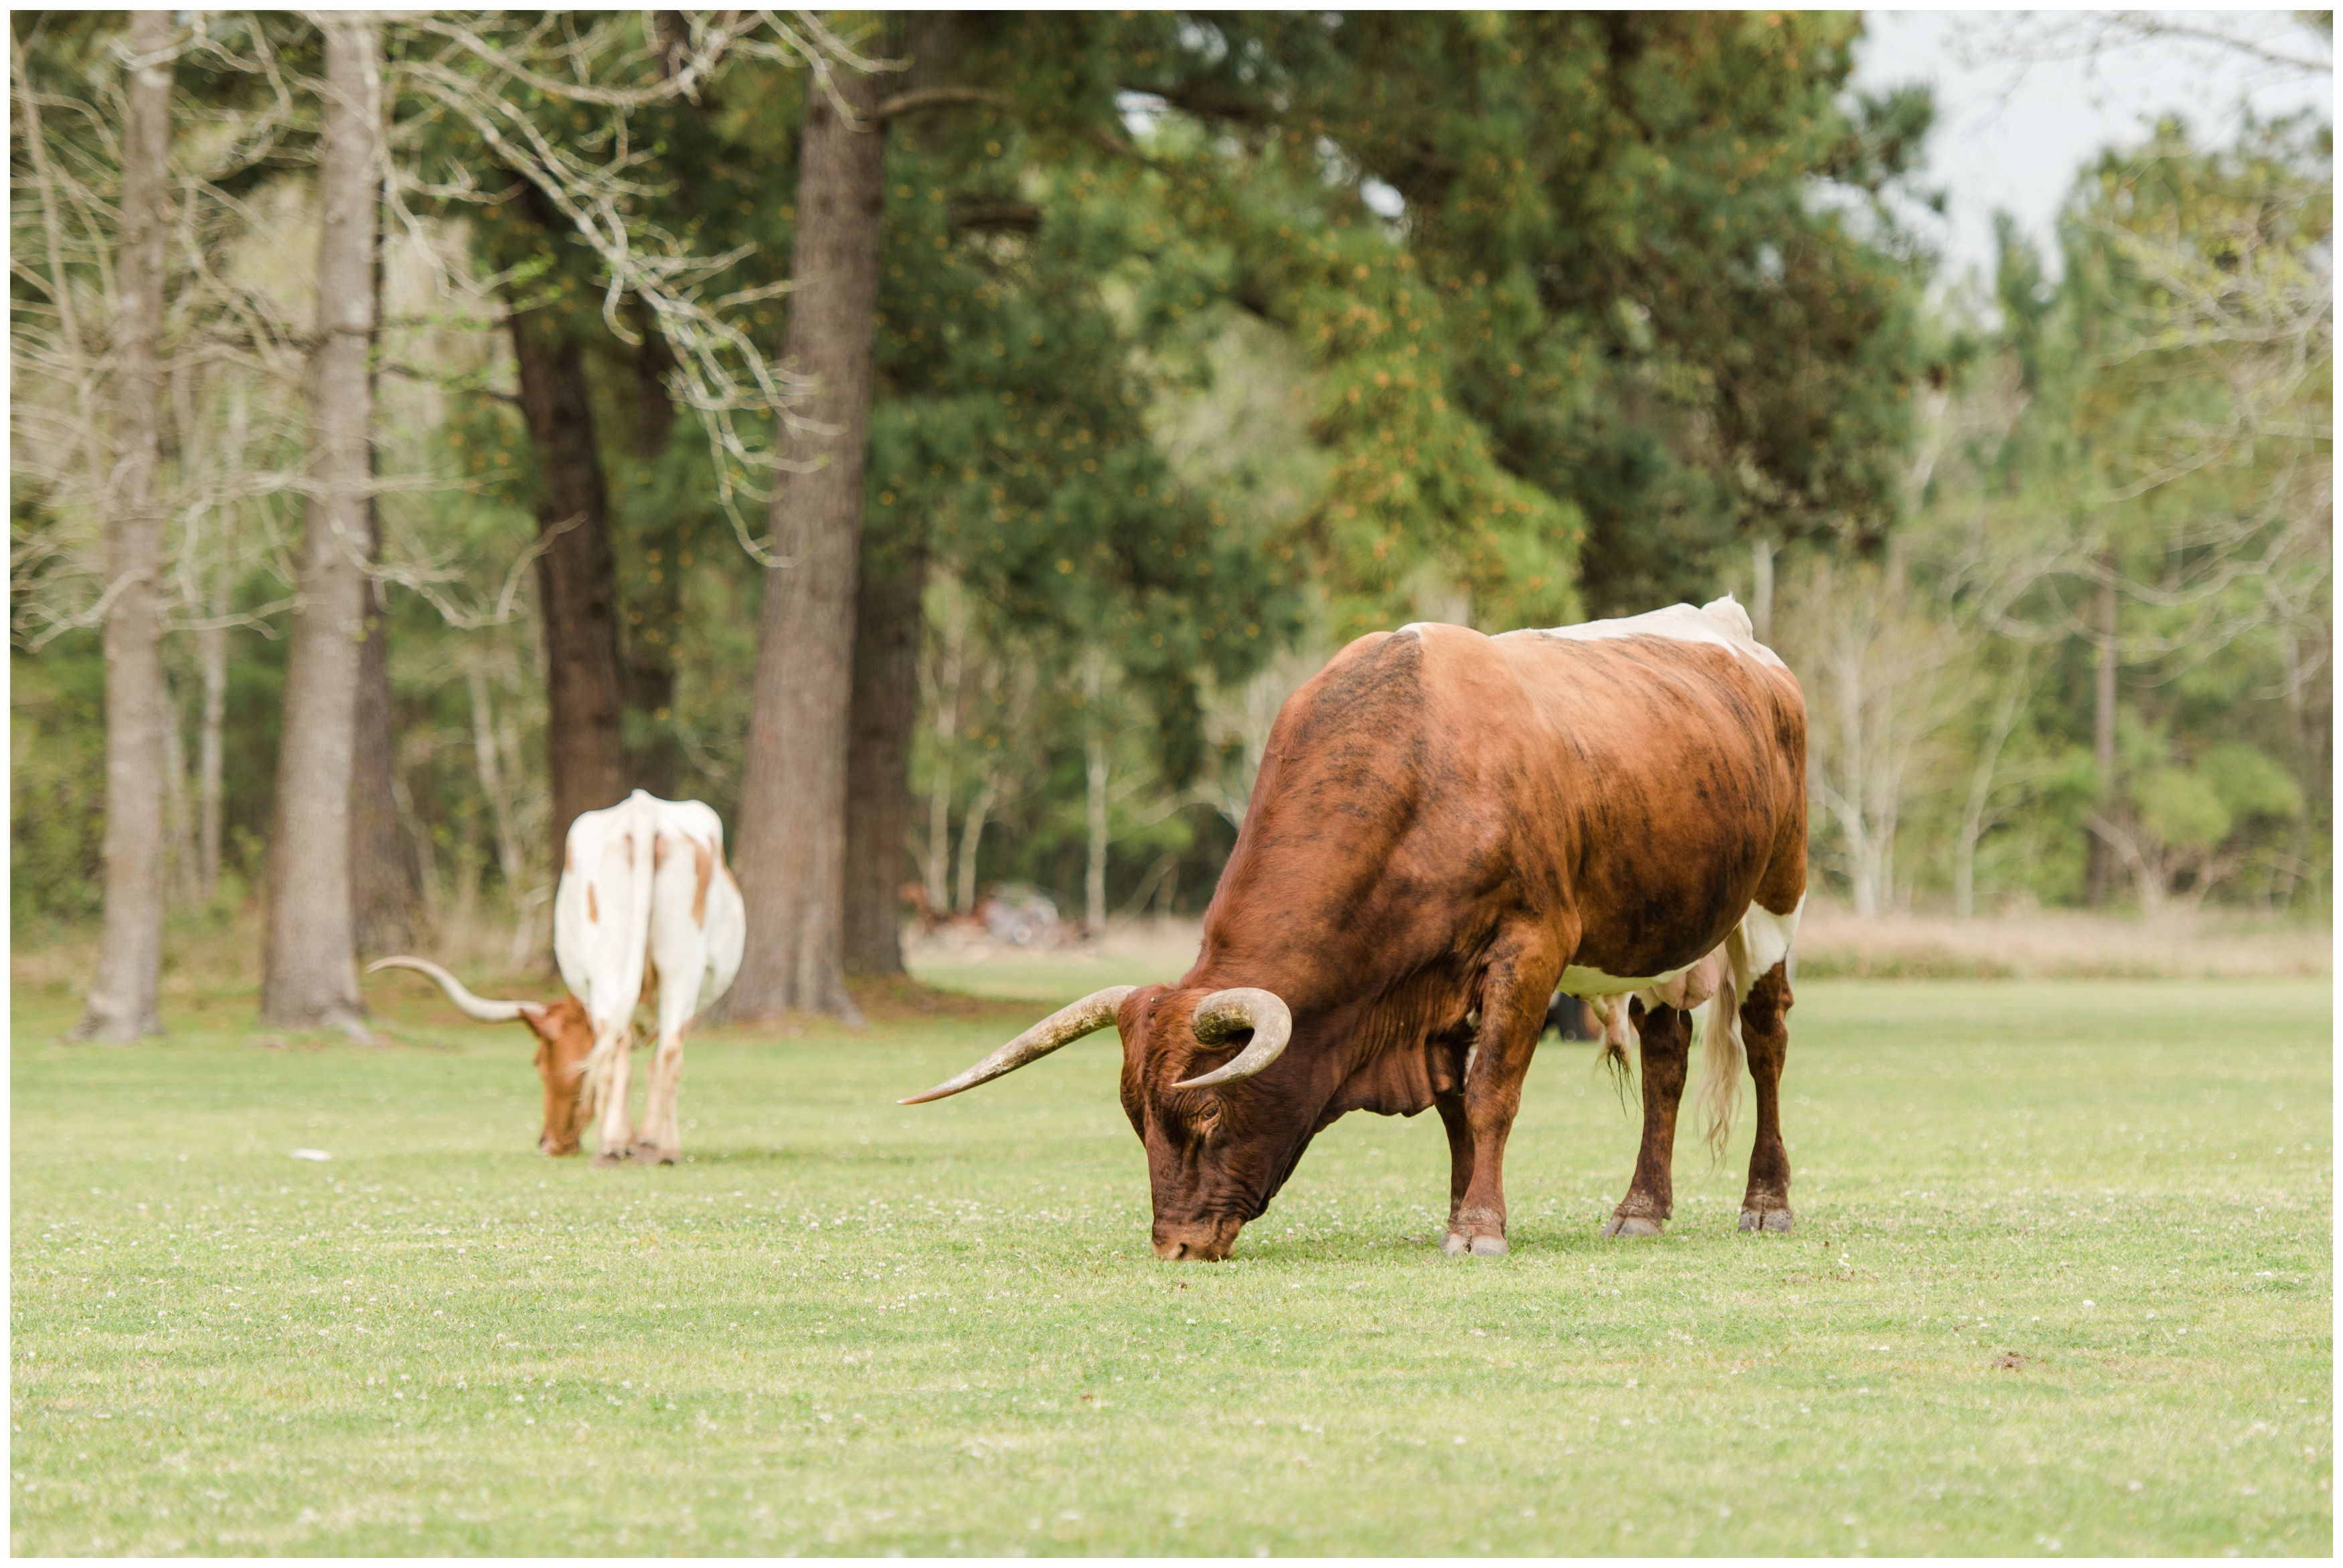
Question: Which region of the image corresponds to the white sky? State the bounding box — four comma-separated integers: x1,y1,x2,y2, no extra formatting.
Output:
1850,9,2333,291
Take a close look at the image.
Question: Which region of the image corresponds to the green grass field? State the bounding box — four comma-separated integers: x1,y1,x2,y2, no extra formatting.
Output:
10,962,2332,1555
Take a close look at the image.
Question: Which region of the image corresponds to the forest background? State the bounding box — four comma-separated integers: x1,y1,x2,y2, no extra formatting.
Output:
11,11,2331,1037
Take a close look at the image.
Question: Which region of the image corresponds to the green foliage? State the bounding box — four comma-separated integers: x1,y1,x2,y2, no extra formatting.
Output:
1874,106,2330,916
2134,766,2235,853
9,640,107,928
1196,11,1935,616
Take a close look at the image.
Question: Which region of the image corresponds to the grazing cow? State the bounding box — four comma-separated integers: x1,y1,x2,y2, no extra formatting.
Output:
907,597,1805,1260
371,790,744,1164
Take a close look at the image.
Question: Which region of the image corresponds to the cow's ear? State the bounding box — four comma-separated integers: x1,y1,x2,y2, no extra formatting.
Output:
516,1003,554,1042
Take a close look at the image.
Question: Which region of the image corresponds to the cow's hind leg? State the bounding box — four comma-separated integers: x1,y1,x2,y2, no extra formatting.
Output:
1444,926,1562,1257
591,1036,635,1166
1737,960,1795,1233
1603,999,1690,1239
633,1029,685,1165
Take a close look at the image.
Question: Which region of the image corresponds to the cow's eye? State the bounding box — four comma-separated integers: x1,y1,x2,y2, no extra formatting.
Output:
1194,1106,1222,1140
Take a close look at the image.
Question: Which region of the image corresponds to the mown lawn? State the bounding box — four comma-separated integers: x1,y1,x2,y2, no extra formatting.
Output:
9,964,2332,1555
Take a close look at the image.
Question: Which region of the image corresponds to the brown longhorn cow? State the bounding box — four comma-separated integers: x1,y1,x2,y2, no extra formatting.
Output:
908,598,1807,1261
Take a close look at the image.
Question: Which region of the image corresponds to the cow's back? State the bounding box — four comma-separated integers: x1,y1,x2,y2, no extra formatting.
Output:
1479,600,1805,978
554,793,738,1020
1201,601,1803,1005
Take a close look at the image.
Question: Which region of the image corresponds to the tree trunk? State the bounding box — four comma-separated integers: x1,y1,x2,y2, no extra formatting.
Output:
2085,557,2118,905
467,661,525,893
509,307,627,861
723,62,888,1022
623,321,683,798
197,381,246,908
74,10,176,1042
841,543,926,974
1084,655,1109,937
956,773,995,915
349,499,410,954
195,615,226,905
160,674,194,911
1751,536,1775,643
924,585,965,908
260,11,379,1036
1086,735,1110,937
349,161,408,955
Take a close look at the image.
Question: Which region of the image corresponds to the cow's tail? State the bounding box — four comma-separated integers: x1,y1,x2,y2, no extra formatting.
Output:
1696,926,1753,1162
1595,994,1638,1103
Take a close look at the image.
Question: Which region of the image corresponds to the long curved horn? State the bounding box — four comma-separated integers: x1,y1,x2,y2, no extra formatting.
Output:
366,956,533,1024
900,986,1135,1105
1172,986,1293,1090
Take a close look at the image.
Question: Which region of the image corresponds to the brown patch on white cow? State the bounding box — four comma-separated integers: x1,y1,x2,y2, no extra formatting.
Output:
586,884,598,924
692,839,714,927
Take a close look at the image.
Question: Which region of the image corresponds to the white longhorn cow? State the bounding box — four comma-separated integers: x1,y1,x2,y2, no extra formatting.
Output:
556,790,745,1164
371,790,744,1164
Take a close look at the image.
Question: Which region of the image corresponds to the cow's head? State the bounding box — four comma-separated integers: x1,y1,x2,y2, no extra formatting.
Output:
366,957,595,1156
904,983,1293,1261
519,998,596,1155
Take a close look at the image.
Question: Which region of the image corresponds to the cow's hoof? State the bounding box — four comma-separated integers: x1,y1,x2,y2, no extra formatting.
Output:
1601,1214,1664,1239
629,1142,677,1166
1443,1230,1506,1256
590,1150,629,1168
1738,1207,1794,1233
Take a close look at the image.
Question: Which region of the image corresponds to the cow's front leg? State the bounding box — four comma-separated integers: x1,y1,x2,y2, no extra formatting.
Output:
1434,1090,1473,1242
1603,999,1689,1239
1445,935,1560,1257
1737,960,1795,1233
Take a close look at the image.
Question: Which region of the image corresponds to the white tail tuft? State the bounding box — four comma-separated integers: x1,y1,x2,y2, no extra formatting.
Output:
1696,926,1753,1160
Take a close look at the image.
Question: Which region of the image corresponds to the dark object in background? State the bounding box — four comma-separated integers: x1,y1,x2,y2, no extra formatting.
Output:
1542,992,1597,1041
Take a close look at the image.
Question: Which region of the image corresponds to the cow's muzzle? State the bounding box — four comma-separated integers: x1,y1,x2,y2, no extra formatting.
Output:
1152,1216,1243,1262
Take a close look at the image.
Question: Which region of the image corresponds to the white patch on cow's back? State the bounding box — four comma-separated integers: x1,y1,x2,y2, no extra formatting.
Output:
1739,893,1804,978
1513,594,1787,670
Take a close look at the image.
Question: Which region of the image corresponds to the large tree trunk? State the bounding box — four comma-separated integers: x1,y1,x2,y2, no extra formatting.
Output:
349,493,410,954
349,161,410,956
74,11,176,1042
509,307,628,857
724,62,888,1021
623,317,682,797
260,12,380,1035
841,542,926,974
